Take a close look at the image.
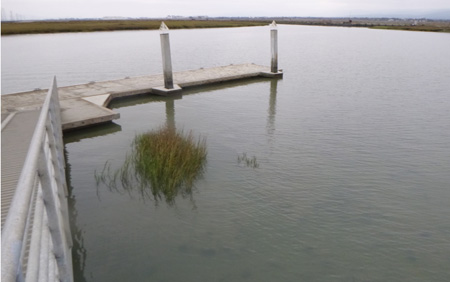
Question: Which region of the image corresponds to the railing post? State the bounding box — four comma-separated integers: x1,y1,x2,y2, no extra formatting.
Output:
38,144,72,282
49,77,69,195
25,188,45,282
47,78,73,280
47,105,73,249
38,216,50,282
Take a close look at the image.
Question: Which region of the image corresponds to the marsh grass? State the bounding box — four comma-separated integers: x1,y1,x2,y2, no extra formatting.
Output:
237,153,259,169
3,19,450,36
96,126,207,204
371,25,450,33
1,20,269,35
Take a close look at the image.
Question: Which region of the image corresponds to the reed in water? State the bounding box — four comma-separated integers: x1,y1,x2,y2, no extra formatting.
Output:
96,126,207,204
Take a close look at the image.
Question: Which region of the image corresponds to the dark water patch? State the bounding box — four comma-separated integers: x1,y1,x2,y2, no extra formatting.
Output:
240,269,252,279
177,244,189,254
200,248,217,257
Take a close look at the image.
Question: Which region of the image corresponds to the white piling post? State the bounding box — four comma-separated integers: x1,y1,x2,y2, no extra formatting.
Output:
270,21,278,73
159,22,174,89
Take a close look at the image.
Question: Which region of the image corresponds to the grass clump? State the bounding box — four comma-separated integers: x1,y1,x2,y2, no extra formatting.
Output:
134,127,207,199
96,126,207,204
237,153,259,169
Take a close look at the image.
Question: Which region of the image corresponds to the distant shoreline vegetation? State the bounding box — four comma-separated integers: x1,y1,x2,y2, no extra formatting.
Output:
0,20,270,35
370,25,450,32
1,19,449,35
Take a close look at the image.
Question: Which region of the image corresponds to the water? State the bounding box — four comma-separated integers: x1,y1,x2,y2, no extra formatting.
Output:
3,25,450,281
1,27,268,94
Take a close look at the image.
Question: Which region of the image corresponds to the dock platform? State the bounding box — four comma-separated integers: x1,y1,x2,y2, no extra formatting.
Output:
1,63,281,131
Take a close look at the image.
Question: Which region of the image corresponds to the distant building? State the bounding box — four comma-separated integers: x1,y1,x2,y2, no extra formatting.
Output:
102,16,128,20
167,15,185,19
189,15,209,20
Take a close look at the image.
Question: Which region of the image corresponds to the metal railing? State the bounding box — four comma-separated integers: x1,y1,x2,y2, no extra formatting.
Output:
2,77,73,282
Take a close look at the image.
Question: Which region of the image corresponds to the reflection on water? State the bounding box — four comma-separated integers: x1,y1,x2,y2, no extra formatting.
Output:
237,152,260,169
107,78,267,110
165,99,176,131
65,149,88,282
108,92,182,109
63,123,122,144
266,79,278,136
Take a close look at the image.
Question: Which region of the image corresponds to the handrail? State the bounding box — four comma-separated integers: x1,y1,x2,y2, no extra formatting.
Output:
1,77,73,282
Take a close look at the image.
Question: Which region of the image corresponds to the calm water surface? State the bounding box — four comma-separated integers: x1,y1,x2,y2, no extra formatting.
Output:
3,25,450,281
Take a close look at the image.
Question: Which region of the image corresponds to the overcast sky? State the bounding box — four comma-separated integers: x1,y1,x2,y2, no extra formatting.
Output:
2,0,450,20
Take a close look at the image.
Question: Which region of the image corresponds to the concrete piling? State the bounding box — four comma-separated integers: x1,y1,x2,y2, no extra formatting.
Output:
160,22,174,89
260,21,282,78
270,21,278,73
153,22,182,96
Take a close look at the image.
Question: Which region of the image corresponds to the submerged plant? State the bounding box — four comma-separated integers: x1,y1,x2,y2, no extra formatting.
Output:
96,126,207,204
237,153,259,169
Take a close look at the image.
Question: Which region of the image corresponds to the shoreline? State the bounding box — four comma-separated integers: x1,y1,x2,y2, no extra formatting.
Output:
0,20,270,35
2,19,450,36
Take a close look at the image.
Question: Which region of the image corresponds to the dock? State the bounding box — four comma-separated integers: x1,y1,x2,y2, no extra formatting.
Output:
2,63,281,131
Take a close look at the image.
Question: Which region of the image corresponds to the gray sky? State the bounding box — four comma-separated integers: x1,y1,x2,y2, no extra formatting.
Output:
2,0,450,20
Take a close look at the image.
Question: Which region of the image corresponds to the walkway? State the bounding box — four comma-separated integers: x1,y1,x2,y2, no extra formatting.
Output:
2,80,73,282
1,111,40,228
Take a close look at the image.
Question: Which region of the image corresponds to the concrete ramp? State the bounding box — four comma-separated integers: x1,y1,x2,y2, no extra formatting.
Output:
60,98,119,131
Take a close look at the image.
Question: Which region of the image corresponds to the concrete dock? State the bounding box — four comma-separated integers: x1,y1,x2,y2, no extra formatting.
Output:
1,63,282,131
